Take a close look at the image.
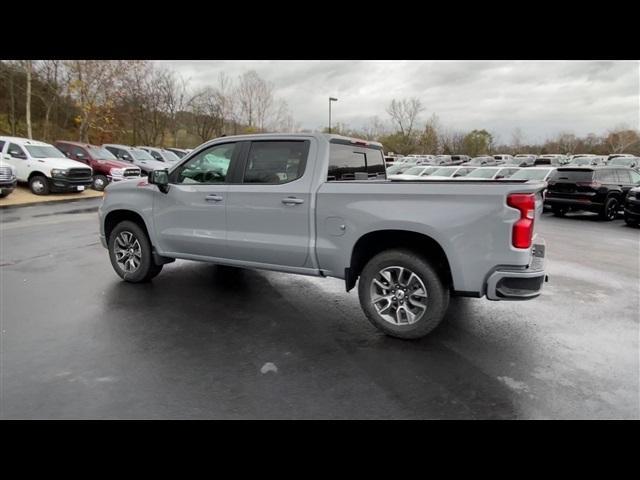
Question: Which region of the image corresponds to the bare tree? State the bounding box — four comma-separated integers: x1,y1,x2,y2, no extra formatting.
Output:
606,125,640,153
386,97,424,137
66,60,123,142
32,60,68,141
236,70,274,131
25,60,33,139
511,127,524,151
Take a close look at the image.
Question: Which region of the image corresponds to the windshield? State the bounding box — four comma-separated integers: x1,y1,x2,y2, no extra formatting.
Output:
570,158,594,165
387,164,406,174
87,146,117,160
502,158,521,165
431,167,456,177
468,157,489,165
25,145,66,158
466,168,499,178
608,157,636,167
160,150,180,162
403,166,426,175
510,169,552,180
131,149,155,161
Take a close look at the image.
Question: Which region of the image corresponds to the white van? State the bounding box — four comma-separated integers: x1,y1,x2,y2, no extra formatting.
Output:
0,136,93,195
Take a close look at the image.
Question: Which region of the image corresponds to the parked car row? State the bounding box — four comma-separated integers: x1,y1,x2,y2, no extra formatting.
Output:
0,135,195,197
543,166,640,225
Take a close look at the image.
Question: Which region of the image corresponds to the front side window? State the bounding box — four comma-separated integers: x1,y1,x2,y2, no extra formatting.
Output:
174,143,237,184
8,143,26,158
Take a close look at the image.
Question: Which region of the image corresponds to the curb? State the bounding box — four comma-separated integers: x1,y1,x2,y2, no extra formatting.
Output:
0,195,103,211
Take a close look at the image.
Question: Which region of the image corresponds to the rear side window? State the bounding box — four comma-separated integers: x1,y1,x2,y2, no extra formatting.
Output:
551,169,594,182
596,169,619,183
328,143,385,181
615,169,631,184
243,140,310,184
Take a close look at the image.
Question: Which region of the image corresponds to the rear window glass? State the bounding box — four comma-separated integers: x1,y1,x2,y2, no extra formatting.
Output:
551,169,594,182
328,143,385,181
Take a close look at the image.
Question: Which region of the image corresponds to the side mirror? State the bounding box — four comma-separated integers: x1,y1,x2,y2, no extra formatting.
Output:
148,169,169,193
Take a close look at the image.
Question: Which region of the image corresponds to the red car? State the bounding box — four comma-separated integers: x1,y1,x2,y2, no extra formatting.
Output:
55,141,142,191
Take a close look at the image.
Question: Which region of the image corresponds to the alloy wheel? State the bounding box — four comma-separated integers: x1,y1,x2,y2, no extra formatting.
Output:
114,231,142,273
370,266,428,325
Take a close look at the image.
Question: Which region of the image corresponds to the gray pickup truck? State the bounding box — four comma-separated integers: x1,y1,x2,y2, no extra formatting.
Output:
98,133,547,339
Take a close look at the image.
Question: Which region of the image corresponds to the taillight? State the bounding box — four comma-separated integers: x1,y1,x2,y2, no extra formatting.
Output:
576,181,601,189
507,193,535,249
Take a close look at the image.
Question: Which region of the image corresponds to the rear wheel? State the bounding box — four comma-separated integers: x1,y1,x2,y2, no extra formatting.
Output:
29,175,50,195
600,197,618,221
108,220,163,282
358,249,449,340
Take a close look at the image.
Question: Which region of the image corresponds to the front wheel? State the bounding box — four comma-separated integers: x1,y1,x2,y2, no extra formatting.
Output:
92,174,109,191
29,175,50,195
624,214,638,227
108,220,163,282
358,249,450,340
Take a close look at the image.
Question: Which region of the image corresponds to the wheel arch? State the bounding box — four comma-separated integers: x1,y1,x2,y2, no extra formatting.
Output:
345,229,453,293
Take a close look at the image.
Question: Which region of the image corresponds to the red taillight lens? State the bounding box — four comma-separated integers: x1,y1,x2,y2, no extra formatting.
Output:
576,181,601,189
507,193,535,249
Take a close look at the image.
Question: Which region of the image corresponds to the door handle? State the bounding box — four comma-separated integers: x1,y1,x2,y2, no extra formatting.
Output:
205,194,223,202
282,197,304,205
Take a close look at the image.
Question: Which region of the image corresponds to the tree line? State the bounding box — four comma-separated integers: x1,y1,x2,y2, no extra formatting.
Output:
1,62,638,156
0,60,298,147
326,97,640,157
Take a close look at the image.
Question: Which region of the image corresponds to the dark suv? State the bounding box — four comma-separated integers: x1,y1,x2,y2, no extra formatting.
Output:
55,141,142,191
545,166,640,220
623,186,640,226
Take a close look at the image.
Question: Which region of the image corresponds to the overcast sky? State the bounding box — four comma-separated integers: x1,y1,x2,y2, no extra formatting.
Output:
157,60,639,143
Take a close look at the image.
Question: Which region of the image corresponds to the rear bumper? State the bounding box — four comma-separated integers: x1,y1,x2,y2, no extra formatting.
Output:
544,197,601,212
485,239,547,301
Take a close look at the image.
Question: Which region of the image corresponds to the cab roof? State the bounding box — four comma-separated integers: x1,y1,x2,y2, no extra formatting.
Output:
0,136,52,147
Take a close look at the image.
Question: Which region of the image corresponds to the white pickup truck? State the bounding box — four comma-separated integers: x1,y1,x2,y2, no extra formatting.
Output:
99,133,548,339
0,136,93,195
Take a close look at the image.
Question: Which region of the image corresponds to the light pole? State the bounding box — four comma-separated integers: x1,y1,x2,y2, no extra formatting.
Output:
329,97,338,133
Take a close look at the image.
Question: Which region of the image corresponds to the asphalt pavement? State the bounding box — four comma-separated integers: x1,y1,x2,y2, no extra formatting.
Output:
1,198,638,419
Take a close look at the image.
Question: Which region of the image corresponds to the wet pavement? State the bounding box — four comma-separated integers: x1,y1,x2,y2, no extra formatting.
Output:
1,199,638,419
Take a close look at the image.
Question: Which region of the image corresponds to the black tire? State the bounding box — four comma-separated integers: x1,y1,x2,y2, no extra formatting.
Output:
108,220,163,282
624,215,638,227
358,249,450,340
29,175,50,195
600,196,618,221
552,206,566,217
92,174,109,191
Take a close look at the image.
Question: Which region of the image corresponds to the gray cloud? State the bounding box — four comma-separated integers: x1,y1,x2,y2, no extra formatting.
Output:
157,60,639,143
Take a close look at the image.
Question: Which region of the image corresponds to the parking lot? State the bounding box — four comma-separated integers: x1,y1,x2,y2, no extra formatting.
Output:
0,198,638,419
